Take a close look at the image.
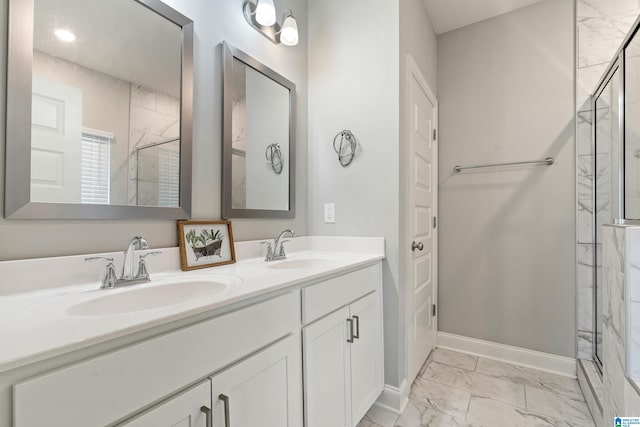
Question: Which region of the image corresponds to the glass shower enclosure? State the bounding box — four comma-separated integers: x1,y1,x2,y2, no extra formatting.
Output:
590,21,640,371
592,65,621,368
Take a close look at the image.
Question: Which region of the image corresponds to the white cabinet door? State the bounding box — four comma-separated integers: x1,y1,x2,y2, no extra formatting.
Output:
210,334,303,427
303,306,352,427
349,292,384,426
120,381,211,427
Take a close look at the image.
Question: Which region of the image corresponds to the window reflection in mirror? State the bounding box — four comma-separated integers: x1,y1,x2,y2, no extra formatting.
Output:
31,0,182,207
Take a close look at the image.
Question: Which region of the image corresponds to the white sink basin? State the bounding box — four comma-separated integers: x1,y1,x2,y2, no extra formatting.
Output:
67,278,236,316
267,258,339,270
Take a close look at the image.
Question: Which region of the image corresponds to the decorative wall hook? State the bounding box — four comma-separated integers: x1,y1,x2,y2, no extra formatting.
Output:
333,130,357,167
265,143,284,174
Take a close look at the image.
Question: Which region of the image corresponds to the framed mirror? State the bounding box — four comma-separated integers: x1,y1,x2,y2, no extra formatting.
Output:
5,0,193,219
222,42,295,219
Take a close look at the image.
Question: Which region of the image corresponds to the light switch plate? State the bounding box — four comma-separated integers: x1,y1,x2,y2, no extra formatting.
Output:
324,203,335,223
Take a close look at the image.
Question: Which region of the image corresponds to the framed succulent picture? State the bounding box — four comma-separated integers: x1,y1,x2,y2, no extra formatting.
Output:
177,220,236,271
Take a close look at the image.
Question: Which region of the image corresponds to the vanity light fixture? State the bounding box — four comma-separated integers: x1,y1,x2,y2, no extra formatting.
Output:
243,1,299,46
279,11,298,46
255,0,276,26
54,28,76,42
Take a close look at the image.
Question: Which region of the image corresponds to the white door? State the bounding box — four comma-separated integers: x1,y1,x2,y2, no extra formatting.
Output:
303,306,352,427
210,334,303,427
31,76,83,203
407,56,438,384
349,292,384,426
119,381,211,427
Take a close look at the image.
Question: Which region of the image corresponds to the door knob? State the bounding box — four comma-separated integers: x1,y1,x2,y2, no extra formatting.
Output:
411,241,424,251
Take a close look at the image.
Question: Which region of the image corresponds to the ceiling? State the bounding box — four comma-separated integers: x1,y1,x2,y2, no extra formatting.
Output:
422,0,546,35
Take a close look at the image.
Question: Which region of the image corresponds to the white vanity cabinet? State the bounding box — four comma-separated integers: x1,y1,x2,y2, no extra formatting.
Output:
120,381,212,427
304,306,353,427
5,257,384,427
12,292,301,427
122,334,303,427
209,334,303,427
302,264,384,427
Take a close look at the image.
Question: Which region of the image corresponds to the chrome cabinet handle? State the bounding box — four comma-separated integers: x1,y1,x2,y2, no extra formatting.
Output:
347,318,354,343
200,405,212,427
411,241,424,251
352,315,360,339
219,394,231,427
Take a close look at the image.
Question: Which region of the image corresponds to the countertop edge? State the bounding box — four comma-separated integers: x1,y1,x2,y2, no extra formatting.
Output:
0,254,385,374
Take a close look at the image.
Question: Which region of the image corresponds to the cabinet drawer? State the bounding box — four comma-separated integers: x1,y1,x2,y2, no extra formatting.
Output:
119,381,211,427
301,263,381,324
14,291,300,427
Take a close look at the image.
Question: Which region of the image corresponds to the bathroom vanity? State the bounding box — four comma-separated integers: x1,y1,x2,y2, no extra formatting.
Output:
0,237,384,427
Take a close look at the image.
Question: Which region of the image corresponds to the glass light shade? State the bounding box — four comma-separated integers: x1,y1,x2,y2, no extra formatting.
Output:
280,15,298,46
255,0,276,26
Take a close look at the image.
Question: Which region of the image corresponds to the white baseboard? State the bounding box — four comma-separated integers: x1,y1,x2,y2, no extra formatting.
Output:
374,379,410,414
438,332,577,378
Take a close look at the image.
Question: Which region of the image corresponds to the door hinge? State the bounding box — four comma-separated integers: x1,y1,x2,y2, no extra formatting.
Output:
433,129,437,141
432,304,437,317
432,216,437,229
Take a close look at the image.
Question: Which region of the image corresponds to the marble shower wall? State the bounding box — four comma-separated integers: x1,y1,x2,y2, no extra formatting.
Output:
601,225,640,422
127,85,180,205
576,0,640,360
624,229,640,380
578,0,640,107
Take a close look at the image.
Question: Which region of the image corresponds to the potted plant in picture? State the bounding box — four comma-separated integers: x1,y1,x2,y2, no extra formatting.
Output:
185,229,225,261
202,229,224,257
178,221,236,271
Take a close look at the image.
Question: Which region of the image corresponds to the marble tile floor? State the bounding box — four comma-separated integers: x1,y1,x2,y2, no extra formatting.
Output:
358,348,596,427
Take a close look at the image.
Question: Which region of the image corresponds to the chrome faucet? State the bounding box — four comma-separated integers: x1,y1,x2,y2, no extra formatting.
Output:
122,236,149,279
85,236,161,289
262,229,296,262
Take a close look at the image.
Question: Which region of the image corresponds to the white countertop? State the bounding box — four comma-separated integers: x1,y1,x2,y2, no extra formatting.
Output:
0,236,384,373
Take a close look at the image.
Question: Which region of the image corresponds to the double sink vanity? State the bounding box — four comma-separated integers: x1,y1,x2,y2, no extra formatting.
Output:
0,236,385,427
0,0,385,425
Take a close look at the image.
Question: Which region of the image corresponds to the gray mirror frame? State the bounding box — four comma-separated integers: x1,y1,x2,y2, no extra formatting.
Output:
5,0,194,219
222,41,296,219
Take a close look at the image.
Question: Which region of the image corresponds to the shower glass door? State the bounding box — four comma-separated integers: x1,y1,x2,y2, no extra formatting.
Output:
593,65,621,368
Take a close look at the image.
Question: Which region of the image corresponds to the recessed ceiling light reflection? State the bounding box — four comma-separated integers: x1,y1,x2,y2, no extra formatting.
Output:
54,28,76,42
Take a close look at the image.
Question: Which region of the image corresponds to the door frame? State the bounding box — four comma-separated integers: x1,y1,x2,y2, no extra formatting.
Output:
404,53,439,384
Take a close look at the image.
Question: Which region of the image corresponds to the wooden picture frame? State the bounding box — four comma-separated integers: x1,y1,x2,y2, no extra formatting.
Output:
177,220,236,271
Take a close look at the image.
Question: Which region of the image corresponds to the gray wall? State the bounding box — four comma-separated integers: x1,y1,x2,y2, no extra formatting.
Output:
400,0,437,94
437,0,576,357
307,0,437,390
0,0,308,260
307,0,400,386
